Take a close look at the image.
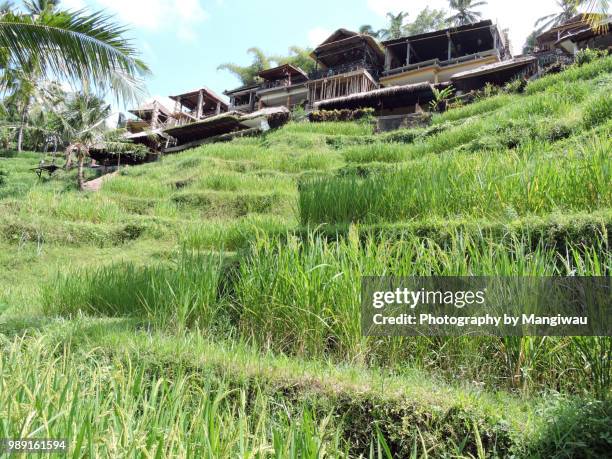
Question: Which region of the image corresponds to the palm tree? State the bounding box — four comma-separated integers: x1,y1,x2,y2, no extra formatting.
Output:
379,12,410,40
218,47,271,86
446,0,488,26
535,0,586,32
0,3,149,110
56,92,144,190
359,25,380,38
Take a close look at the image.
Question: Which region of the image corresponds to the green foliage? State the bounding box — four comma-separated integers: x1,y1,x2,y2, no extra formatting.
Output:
0,168,7,186
575,48,609,66
309,108,375,122
584,91,612,128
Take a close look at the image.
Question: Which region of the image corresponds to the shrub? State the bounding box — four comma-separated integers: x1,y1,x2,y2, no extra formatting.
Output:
0,169,7,186
309,108,375,122
584,92,612,128
575,48,608,66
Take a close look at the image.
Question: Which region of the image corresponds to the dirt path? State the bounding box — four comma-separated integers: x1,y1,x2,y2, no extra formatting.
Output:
82,171,119,192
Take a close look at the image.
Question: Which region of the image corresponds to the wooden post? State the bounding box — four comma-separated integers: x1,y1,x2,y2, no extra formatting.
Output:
151,101,160,129
406,42,411,66
216,101,221,115
197,90,203,119
447,32,452,61
384,47,391,71
493,26,498,51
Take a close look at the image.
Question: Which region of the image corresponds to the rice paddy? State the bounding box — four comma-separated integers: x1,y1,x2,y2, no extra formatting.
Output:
1,56,611,457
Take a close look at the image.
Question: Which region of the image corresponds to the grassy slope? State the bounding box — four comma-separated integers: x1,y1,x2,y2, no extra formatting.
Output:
1,57,612,457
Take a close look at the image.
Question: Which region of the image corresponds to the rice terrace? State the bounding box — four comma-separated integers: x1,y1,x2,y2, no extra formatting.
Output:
0,0,611,457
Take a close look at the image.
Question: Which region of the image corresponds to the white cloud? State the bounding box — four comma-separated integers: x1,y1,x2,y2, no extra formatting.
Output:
96,0,208,42
308,27,332,47
366,0,416,16
61,0,86,9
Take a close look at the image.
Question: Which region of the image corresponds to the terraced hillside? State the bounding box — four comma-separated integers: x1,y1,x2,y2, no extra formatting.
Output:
1,57,611,457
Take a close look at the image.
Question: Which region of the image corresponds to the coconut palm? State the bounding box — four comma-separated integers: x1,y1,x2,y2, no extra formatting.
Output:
378,12,409,40
446,0,487,26
358,25,380,38
0,4,149,109
56,92,144,190
535,0,586,32
218,47,271,85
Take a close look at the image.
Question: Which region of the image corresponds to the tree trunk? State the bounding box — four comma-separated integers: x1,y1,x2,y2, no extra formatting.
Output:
77,151,85,191
64,146,73,170
16,98,32,153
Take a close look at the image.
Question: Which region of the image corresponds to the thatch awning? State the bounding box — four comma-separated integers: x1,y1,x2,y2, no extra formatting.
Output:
450,56,536,80
162,107,290,144
311,29,384,68
314,82,434,111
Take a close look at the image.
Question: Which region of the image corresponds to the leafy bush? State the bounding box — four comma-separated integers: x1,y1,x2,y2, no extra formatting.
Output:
309,108,375,122
575,48,608,66
0,169,7,186
584,92,612,128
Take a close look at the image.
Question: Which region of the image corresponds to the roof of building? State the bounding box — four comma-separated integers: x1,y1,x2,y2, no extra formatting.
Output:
128,100,173,119
536,14,610,43
383,20,494,46
314,81,433,110
223,82,260,96
311,28,384,63
554,17,612,45
258,64,308,81
169,86,228,111
450,56,536,80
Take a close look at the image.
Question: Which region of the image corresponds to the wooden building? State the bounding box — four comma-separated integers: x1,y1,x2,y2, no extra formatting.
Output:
381,20,510,87
126,100,173,133
307,29,385,105
168,87,229,127
553,16,612,56
256,64,309,110
224,83,259,113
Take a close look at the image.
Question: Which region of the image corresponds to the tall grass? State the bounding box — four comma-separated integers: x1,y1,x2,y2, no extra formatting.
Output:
42,252,226,330
299,136,611,225
0,337,352,458
41,229,611,395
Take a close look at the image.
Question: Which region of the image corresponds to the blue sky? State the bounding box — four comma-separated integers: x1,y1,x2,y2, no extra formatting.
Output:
41,0,577,111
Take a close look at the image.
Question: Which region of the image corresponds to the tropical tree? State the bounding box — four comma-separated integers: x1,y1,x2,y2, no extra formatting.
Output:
219,46,317,84
446,0,487,26
403,7,447,35
378,11,410,40
0,3,149,109
535,0,586,32
358,24,380,38
270,46,316,73
55,92,143,190
218,47,270,86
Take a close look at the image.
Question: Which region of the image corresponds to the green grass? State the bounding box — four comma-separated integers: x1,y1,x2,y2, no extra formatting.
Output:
2,56,612,456
300,135,611,225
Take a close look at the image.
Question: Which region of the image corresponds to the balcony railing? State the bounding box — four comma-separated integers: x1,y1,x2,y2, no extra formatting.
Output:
308,63,380,81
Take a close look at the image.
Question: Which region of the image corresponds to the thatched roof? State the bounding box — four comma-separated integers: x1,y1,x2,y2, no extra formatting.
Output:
450,56,536,80
258,64,308,81
162,107,290,144
314,82,433,110
311,28,384,66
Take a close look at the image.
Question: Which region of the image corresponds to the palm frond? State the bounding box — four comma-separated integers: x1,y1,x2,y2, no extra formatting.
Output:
0,9,150,105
